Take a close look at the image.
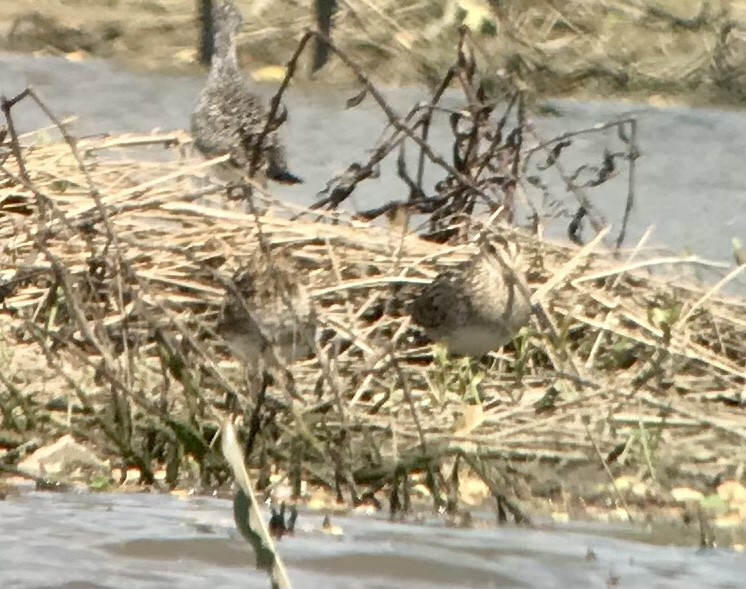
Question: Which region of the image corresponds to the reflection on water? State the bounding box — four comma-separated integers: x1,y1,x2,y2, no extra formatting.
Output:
0,54,745,268
1,492,745,589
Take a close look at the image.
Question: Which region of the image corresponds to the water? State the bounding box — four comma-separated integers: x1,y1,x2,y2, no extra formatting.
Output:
1,54,745,267
1,491,744,589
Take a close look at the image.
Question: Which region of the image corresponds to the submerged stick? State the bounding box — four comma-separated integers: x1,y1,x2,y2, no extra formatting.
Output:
221,417,293,589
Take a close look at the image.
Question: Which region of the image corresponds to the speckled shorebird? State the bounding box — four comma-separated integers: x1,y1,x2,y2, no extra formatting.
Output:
216,254,315,368
191,0,302,186
410,237,531,357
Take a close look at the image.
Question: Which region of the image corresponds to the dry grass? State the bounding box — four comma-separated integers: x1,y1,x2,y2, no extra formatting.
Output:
1,26,745,512
3,0,746,102
236,0,746,99
1,121,744,506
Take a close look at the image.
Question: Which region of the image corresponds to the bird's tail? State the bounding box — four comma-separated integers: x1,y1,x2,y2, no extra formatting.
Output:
267,141,303,184
267,164,304,184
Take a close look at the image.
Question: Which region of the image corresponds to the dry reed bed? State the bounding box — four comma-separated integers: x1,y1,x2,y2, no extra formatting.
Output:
238,0,746,98
1,128,746,499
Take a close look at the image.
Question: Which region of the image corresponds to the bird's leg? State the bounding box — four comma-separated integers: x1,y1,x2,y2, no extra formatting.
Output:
463,357,485,406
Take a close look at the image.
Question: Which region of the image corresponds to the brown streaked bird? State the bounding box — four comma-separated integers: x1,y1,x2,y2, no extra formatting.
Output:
216,254,315,367
410,237,531,357
191,1,302,186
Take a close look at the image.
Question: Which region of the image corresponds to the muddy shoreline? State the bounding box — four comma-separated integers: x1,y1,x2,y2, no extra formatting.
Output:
1,121,745,546
2,0,746,107
1,0,746,550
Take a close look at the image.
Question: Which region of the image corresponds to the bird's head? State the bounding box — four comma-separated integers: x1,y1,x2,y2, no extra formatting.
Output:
213,1,244,36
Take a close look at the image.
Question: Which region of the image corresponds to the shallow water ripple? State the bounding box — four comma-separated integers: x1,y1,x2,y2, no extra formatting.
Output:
1,493,745,589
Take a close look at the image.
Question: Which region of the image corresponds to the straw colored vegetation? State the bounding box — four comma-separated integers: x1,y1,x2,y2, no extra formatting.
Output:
1,124,745,515
2,0,746,104
0,31,745,528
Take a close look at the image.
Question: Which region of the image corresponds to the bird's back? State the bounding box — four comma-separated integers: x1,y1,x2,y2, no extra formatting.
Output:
217,257,316,366
411,241,531,356
191,67,265,161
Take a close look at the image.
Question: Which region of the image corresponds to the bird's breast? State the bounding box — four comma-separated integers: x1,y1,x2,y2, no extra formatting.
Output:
443,324,515,357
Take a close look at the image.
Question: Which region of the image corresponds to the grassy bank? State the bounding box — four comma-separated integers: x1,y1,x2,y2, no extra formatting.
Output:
1,1,746,106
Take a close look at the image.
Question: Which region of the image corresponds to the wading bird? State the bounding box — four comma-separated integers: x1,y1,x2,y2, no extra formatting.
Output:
191,0,302,187
410,236,531,357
